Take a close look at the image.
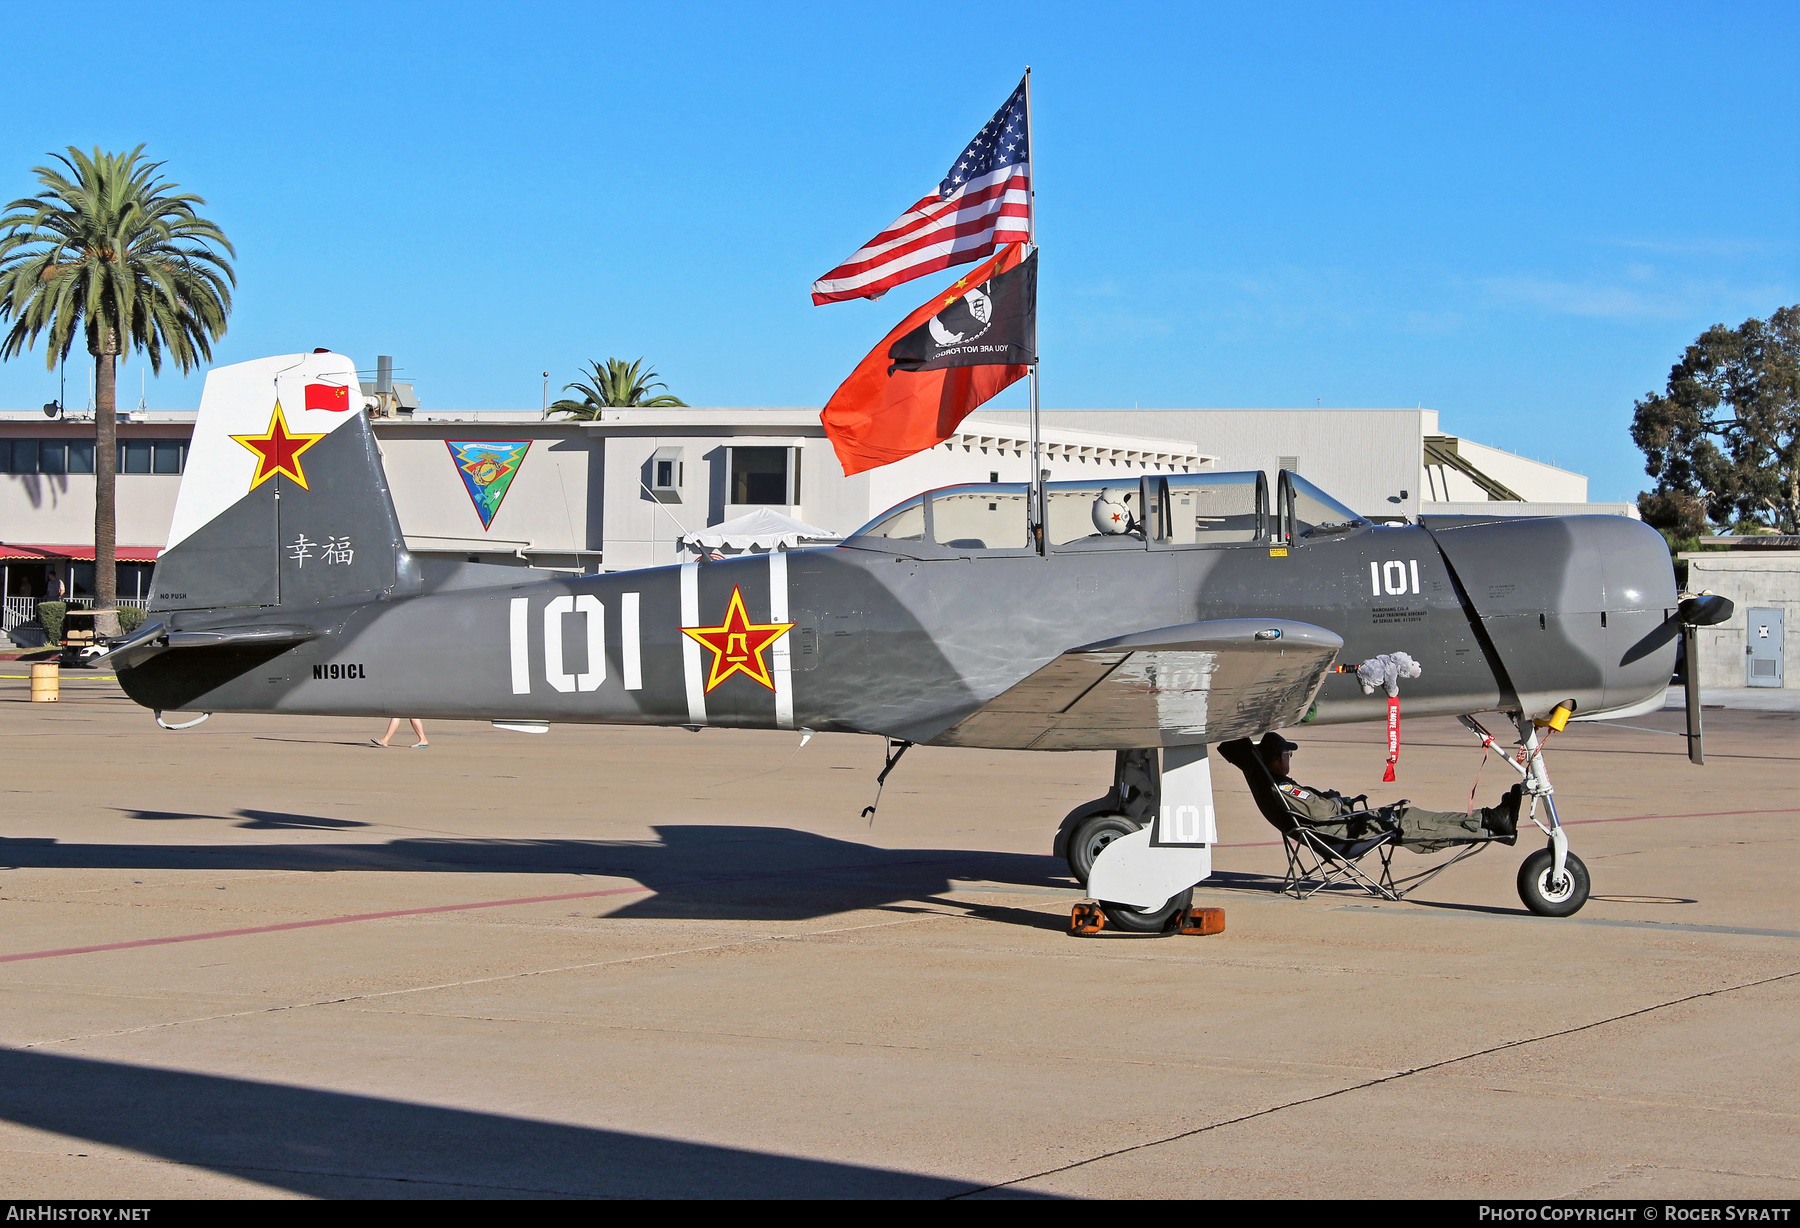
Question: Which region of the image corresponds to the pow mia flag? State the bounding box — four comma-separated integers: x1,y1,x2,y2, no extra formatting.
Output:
821,243,1031,475
888,249,1037,375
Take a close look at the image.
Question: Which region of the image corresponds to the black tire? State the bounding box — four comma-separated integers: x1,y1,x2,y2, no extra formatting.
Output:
1066,812,1141,886
1101,887,1195,934
1517,848,1590,917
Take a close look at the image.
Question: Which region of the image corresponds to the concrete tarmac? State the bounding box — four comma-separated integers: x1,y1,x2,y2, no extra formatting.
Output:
0,673,1795,1199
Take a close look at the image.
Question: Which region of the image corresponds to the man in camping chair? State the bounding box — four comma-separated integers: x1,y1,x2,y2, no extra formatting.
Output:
1258,733,1521,852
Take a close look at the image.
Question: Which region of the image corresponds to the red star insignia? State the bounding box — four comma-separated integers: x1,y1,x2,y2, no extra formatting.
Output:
680,585,795,694
230,401,325,491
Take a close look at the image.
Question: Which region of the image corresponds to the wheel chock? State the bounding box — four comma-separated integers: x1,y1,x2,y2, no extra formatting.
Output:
1070,902,1106,935
1176,906,1225,936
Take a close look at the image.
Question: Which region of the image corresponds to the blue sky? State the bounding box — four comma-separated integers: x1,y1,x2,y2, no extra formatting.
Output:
1,1,1793,501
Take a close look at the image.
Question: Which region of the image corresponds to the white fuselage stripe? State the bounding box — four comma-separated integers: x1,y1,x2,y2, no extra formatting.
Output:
769,550,793,729
679,563,706,724
622,592,642,691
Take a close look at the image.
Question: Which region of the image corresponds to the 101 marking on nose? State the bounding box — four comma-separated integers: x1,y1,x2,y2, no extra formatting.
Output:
1371,560,1421,597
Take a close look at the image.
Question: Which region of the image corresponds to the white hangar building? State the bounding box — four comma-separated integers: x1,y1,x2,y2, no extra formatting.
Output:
0,395,1630,636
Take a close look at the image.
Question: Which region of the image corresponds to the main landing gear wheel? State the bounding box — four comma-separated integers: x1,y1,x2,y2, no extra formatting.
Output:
1517,848,1590,917
1100,886,1195,934
1066,813,1140,886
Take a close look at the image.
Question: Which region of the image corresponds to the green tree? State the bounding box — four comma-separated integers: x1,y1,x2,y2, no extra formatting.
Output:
548,358,686,419
0,146,235,633
1632,306,1800,535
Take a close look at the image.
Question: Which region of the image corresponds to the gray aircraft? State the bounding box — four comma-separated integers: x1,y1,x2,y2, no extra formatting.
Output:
106,353,1729,930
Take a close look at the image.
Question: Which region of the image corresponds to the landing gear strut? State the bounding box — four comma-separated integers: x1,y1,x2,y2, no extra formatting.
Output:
1057,749,1160,885
1460,711,1592,917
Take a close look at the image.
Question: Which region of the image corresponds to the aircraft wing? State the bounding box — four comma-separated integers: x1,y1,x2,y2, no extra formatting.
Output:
933,618,1343,750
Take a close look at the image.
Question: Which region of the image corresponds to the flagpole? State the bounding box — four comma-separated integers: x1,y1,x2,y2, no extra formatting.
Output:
1022,66,1045,554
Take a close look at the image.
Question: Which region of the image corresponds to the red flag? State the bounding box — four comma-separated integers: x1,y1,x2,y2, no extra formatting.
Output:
821,244,1029,476
305,382,351,413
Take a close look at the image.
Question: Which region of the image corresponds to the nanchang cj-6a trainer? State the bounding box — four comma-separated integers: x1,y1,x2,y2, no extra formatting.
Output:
107,353,1731,930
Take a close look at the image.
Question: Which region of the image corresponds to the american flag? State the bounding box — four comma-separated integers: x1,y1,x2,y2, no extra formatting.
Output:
812,77,1031,306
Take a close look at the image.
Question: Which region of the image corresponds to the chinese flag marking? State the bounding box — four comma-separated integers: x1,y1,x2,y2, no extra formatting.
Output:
230,401,326,491
304,382,351,412
680,585,795,693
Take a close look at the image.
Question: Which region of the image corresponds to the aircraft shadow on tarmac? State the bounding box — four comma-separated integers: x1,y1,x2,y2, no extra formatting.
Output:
8,816,1536,920
0,1047,1043,1198
3,821,1076,923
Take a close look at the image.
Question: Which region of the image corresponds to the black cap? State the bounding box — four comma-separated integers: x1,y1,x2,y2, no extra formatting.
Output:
1258,732,1299,762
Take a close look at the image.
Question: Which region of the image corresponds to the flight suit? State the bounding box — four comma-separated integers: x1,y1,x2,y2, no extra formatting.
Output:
1271,774,1488,852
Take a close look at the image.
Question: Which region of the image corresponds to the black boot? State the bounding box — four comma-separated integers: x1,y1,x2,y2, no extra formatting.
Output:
1483,785,1523,844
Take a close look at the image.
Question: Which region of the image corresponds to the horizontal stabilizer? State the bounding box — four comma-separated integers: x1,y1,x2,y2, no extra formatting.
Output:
106,621,318,670
935,618,1343,750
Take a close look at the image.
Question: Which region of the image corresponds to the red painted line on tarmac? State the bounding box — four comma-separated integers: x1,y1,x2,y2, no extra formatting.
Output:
0,883,654,965
1217,806,1800,850
1562,806,1800,825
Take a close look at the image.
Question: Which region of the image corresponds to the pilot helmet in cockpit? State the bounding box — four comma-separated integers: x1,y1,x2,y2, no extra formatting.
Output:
1092,488,1136,535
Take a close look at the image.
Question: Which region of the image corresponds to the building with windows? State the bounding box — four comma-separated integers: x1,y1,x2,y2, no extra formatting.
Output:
0,415,194,630
371,408,1209,574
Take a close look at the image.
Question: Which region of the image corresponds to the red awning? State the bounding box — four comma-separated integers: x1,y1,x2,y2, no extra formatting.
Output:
0,544,163,562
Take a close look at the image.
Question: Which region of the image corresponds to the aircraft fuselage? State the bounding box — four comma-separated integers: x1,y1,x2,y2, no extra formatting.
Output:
117,513,1679,749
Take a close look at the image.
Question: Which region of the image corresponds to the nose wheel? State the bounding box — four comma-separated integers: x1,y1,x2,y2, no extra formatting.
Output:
1517,847,1590,916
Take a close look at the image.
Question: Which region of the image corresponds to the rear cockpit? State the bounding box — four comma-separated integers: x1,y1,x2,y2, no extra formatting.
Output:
845,470,1369,555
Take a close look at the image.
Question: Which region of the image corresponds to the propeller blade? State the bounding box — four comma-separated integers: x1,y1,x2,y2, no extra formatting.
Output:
1682,623,1704,765
1676,592,1730,766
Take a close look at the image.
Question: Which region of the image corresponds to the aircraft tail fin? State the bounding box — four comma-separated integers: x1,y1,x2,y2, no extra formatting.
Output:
151,352,414,614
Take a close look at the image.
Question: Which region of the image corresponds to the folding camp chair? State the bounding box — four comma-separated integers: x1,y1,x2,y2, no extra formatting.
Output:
1215,738,1499,901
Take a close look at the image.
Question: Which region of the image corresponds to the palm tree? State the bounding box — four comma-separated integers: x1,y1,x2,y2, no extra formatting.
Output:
548,358,687,419
0,146,234,634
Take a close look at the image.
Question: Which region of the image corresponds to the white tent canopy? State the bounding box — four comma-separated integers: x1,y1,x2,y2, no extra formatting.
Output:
683,507,841,551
